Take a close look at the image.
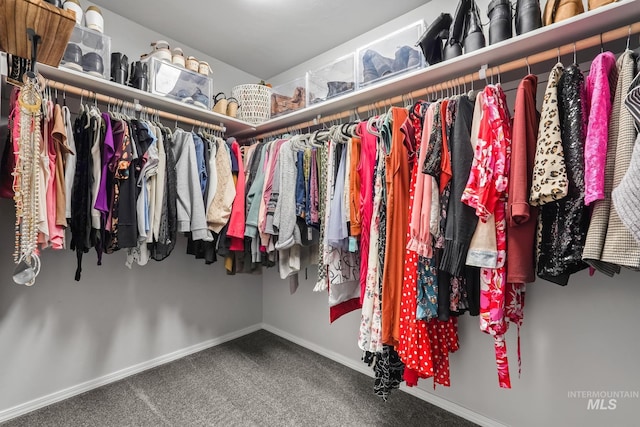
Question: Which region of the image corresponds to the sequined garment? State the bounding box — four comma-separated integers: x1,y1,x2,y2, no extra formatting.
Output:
537,64,590,285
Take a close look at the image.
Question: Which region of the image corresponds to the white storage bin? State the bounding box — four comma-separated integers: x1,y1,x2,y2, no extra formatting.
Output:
61,24,111,79
147,57,213,110
356,21,425,88
271,77,307,117
307,53,356,105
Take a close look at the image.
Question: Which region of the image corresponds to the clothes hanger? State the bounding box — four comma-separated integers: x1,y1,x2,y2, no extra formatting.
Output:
366,115,380,137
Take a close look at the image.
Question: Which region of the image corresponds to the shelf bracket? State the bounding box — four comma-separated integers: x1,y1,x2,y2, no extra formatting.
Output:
478,64,488,83
26,28,41,79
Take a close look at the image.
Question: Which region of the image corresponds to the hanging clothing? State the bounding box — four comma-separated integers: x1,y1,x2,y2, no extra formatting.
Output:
599,51,640,269
357,121,378,304
464,93,497,269
324,138,361,322
507,75,539,285
612,78,640,244
207,138,236,234
537,64,590,285
69,110,96,280
381,106,410,347
583,51,639,274
463,85,513,389
399,100,435,386
358,124,385,354
228,138,246,251
441,94,477,278
530,63,568,207
314,142,330,291
150,127,177,262
63,105,77,221
584,51,618,206
51,104,72,232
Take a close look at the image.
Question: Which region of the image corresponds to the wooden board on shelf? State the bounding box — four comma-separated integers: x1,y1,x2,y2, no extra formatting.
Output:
0,0,76,67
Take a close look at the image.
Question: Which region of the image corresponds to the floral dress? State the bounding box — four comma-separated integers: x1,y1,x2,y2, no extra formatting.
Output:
358,124,384,354
462,85,514,388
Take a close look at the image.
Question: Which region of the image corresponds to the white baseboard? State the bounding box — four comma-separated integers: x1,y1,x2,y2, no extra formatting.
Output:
261,323,508,427
0,323,263,424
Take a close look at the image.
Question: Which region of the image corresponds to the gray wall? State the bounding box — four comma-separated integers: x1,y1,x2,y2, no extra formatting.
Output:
262,268,640,427
0,200,263,414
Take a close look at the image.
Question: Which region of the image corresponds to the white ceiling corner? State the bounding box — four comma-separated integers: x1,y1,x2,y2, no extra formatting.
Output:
91,0,428,79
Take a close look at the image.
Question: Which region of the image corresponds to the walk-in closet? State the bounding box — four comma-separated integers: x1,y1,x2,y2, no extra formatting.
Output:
1,1,639,426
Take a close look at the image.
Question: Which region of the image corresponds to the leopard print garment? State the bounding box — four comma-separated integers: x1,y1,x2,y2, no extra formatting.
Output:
530,63,569,207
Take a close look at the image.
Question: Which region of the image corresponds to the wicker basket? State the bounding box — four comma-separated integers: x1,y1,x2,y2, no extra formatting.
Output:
232,84,272,125
0,0,76,67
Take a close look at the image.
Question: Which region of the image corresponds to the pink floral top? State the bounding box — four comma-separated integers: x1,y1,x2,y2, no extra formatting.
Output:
463,85,515,388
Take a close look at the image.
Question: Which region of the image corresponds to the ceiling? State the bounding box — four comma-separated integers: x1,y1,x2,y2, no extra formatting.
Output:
91,0,427,79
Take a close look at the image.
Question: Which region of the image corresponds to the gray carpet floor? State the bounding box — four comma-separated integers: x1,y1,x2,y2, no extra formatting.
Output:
3,330,478,427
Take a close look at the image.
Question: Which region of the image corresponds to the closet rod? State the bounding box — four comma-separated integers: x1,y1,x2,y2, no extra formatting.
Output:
254,21,640,140
44,78,227,133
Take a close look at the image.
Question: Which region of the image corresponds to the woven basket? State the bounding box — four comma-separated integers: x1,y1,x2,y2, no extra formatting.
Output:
232,84,272,125
0,0,76,67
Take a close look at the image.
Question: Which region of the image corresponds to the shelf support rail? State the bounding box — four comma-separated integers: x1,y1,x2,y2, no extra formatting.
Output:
43,78,227,134
253,21,640,141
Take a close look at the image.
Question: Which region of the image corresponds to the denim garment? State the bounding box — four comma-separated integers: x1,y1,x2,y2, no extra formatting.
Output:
191,132,207,197
228,140,239,173
295,151,306,217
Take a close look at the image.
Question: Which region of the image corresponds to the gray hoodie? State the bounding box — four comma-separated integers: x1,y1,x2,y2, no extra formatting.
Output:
172,129,210,241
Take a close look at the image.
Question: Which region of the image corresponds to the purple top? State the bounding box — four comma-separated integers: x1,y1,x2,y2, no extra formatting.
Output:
95,113,116,215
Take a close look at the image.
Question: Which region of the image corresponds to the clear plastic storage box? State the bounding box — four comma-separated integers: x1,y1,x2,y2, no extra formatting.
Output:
356,21,425,88
271,77,307,117
306,53,356,105
61,24,111,79
147,57,213,110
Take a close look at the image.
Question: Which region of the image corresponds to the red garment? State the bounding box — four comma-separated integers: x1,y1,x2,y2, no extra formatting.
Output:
439,100,452,193
427,318,459,388
399,103,434,383
358,122,378,304
506,75,538,377
463,86,514,389
228,140,246,251
507,74,539,284
399,102,459,389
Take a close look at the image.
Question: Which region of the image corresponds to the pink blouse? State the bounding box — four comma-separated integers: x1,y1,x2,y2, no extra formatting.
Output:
407,103,436,258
